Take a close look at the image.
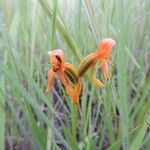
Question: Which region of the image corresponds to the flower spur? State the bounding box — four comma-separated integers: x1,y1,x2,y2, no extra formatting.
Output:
45,49,82,104
77,38,116,87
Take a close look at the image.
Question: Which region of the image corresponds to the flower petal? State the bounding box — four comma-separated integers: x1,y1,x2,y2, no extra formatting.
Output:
91,63,104,87
78,53,97,77
47,49,64,66
58,69,82,104
64,62,79,84
98,38,116,59
45,69,55,92
58,70,72,94
48,49,64,59
102,60,110,80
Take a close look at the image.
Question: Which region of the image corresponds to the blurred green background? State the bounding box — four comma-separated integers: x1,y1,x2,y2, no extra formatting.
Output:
0,0,150,149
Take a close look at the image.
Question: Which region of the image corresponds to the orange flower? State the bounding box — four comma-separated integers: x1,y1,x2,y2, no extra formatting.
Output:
78,38,116,87
45,49,82,104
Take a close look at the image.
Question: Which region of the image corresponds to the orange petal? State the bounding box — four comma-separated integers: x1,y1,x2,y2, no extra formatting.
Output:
64,62,79,84
58,70,72,94
47,49,64,67
91,63,104,87
102,60,110,80
45,69,55,92
98,38,116,59
77,53,97,77
59,70,82,104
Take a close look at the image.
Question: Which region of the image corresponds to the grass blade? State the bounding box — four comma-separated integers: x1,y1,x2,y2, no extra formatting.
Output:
130,114,150,150
0,92,5,150
38,0,81,61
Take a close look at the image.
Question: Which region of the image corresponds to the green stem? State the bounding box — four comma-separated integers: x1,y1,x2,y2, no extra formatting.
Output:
72,104,78,145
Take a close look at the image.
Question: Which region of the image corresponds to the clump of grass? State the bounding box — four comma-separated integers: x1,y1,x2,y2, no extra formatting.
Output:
0,0,150,149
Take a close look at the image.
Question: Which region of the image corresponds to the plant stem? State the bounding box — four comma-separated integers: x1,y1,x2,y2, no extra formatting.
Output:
72,104,78,145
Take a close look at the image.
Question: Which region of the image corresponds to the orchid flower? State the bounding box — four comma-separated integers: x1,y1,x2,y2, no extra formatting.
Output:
77,38,116,87
45,49,82,104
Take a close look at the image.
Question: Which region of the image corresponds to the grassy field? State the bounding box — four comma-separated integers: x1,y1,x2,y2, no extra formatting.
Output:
0,0,150,149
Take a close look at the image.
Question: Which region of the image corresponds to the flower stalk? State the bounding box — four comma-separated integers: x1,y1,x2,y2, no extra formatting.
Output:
72,104,78,145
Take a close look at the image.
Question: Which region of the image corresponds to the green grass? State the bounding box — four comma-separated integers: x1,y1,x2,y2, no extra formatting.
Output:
0,0,150,149
0,87,5,150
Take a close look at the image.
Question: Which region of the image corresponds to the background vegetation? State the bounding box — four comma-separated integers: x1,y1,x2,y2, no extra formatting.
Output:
0,0,150,149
